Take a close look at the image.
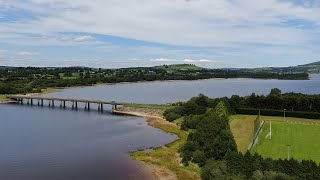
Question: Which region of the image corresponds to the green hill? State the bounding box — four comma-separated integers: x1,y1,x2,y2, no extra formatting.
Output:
155,64,203,70
252,61,320,74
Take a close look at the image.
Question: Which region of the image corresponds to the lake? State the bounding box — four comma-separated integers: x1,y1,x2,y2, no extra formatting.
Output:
1,76,320,179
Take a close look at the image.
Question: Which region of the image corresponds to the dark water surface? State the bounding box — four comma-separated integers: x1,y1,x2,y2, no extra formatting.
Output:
1,75,320,180
0,105,176,180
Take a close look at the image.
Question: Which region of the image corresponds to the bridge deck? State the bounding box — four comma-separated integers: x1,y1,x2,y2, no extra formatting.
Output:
8,95,128,105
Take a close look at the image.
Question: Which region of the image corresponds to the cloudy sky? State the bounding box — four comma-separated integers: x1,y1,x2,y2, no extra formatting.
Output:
0,0,320,68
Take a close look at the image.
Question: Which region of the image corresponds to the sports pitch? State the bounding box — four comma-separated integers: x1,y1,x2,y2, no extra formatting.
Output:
251,121,320,163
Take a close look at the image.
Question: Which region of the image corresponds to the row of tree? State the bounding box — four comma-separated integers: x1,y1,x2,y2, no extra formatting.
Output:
164,89,320,120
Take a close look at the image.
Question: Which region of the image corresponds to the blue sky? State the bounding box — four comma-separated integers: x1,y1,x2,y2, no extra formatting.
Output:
0,0,320,68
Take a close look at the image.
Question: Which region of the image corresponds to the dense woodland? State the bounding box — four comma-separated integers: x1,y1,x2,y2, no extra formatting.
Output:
0,65,309,94
164,96,320,179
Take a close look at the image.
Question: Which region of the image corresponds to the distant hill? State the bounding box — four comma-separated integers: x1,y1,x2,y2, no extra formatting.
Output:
251,61,320,74
298,61,320,67
154,64,203,70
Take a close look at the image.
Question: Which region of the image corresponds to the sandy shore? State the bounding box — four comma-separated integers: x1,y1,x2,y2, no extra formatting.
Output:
113,108,180,180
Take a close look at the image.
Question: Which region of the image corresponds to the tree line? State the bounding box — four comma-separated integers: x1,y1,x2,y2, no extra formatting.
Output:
164,89,320,120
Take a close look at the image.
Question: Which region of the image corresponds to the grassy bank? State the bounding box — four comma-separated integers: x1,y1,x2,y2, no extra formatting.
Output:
125,103,174,110
0,94,8,101
0,88,61,103
40,88,61,94
130,115,200,179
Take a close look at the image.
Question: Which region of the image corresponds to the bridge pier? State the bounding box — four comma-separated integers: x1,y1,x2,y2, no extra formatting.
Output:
30,99,33,105
37,99,40,106
72,102,75,109
48,100,51,107
52,100,54,108
101,104,103,112
75,101,78,110
63,101,66,108
87,103,90,110
27,99,30,105
41,99,43,106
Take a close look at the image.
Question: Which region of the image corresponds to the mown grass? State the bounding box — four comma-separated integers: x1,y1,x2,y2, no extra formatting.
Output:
131,118,201,180
229,114,320,153
125,103,173,110
252,121,320,163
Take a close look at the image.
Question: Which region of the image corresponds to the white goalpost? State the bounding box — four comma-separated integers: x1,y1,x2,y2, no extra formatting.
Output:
265,120,272,140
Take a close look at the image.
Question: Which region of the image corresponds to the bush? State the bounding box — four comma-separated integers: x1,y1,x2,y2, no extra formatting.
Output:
192,150,206,167
182,115,203,129
165,112,181,122
236,108,320,120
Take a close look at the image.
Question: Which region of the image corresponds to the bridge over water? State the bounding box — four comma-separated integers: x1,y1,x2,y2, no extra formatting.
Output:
8,95,128,112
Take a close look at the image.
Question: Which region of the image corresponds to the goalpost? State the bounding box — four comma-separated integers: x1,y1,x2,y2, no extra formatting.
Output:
265,120,272,140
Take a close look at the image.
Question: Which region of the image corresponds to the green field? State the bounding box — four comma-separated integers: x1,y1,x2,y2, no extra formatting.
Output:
252,121,320,163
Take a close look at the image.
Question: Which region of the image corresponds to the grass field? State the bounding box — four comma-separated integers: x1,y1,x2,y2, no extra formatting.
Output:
229,114,320,153
251,121,320,163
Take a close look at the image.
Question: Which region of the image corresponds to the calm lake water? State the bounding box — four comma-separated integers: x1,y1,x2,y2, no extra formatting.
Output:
1,75,320,180
46,74,320,104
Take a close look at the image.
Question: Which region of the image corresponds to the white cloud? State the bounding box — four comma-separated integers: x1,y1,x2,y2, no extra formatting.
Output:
0,0,320,67
151,58,217,63
73,35,94,42
18,51,39,56
1,0,320,47
58,35,94,42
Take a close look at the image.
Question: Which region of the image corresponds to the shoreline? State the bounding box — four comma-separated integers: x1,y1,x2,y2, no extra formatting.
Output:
113,108,201,180
0,88,61,104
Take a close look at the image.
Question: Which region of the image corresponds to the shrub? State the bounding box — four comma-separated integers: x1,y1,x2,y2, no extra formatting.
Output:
192,150,206,167
165,112,181,122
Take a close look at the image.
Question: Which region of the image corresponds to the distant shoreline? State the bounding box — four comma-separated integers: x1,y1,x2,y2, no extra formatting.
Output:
0,88,61,104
